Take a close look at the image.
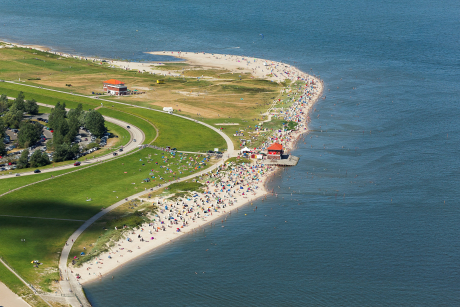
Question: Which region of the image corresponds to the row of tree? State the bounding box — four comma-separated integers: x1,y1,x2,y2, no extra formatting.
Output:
0,118,6,156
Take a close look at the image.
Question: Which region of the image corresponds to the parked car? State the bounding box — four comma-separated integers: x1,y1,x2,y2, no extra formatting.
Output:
127,125,130,129
74,162,81,166
34,169,41,173
133,139,137,142
119,148,123,152
15,173,20,176
113,152,118,156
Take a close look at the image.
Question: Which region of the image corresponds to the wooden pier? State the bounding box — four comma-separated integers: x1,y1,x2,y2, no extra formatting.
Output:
263,155,299,166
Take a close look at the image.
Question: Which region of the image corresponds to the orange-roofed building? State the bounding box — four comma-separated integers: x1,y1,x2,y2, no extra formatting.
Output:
103,79,127,96
267,143,283,160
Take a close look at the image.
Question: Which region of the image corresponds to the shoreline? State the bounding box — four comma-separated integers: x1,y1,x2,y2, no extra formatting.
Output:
68,52,323,285
0,41,323,285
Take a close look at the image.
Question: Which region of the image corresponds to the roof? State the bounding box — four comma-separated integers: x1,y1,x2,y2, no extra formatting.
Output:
267,143,283,151
103,79,124,85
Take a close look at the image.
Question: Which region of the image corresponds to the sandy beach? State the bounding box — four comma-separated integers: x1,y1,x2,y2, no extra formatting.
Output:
67,51,323,284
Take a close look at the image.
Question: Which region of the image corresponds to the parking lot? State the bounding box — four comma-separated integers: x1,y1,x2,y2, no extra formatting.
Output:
1,114,116,172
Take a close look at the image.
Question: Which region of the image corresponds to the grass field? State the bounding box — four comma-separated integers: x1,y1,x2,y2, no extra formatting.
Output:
0,148,211,291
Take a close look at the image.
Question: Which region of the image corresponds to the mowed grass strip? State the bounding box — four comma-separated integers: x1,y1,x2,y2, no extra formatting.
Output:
0,169,73,195
0,82,97,110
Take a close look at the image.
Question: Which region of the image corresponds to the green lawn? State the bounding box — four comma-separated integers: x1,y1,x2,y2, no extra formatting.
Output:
0,217,80,291
97,107,157,144
124,107,226,151
0,148,211,289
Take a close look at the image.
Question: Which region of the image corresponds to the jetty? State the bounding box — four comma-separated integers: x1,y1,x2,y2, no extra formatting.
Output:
263,155,299,166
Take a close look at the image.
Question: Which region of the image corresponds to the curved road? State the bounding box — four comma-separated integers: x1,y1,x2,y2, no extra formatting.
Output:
0,102,145,180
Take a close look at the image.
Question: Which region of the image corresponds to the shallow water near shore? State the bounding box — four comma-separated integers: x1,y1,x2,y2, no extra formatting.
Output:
1,0,459,305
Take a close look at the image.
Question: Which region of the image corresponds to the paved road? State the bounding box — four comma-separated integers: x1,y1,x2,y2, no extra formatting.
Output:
0,102,145,180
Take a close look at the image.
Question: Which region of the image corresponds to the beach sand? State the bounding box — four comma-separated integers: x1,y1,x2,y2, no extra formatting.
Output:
68,51,323,284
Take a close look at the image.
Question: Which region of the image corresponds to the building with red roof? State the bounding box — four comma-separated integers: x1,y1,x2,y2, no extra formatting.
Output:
267,143,283,160
103,79,127,96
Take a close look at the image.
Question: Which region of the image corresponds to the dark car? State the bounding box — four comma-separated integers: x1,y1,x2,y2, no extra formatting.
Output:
119,148,123,152
34,169,41,173
74,162,81,166
207,150,215,154
127,125,130,129
113,152,118,156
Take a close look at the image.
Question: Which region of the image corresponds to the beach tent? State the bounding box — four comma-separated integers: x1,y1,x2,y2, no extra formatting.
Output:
241,147,251,153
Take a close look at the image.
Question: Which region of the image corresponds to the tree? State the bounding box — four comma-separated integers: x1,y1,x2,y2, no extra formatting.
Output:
53,143,80,162
0,141,5,157
17,120,41,148
0,94,8,113
24,99,39,115
29,151,50,167
85,110,106,138
14,92,26,111
0,118,4,137
67,103,83,120
0,118,5,156
17,149,29,169
3,105,23,128
48,102,66,130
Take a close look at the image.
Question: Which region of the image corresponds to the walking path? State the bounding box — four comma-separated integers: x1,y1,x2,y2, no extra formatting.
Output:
0,215,85,222
0,282,31,307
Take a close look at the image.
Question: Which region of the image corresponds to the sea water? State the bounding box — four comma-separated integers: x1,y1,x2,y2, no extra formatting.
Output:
1,0,459,305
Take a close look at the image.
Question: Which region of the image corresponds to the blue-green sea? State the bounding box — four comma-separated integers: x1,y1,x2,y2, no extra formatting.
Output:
1,0,459,305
